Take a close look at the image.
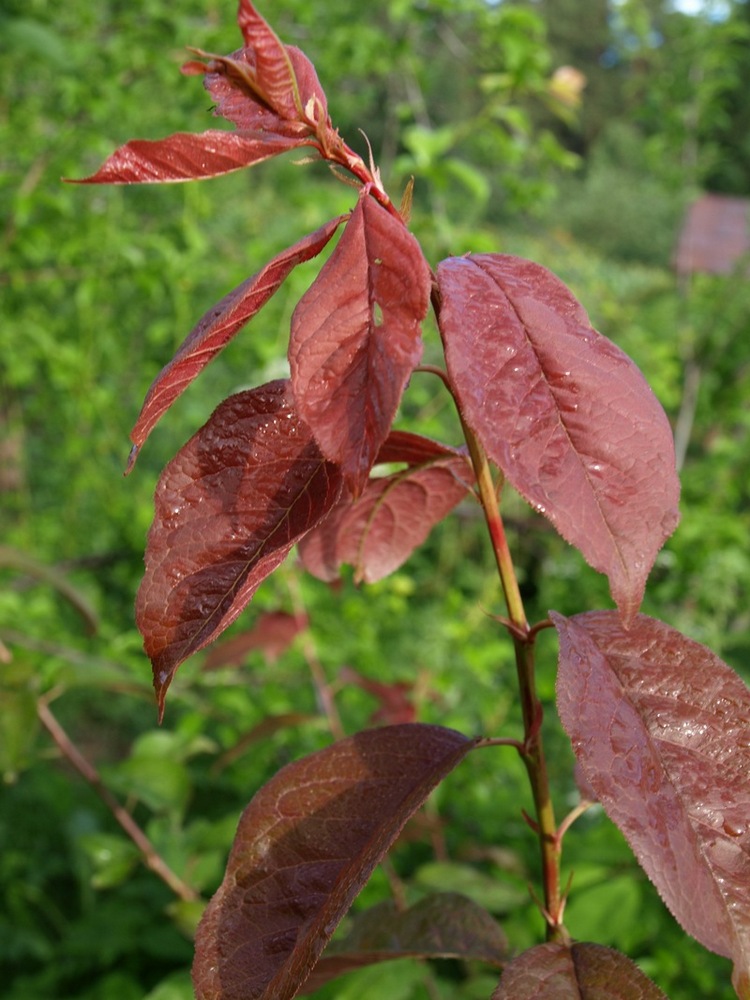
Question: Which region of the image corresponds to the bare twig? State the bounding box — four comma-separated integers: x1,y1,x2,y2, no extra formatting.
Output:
37,698,200,903
674,359,701,471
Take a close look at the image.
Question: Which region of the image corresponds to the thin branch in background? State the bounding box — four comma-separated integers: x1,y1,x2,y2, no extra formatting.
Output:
36,698,200,903
0,546,99,635
674,359,701,471
210,711,315,776
286,572,346,742
1,629,150,698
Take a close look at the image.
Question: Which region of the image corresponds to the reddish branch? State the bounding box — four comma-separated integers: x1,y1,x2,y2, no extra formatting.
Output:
37,698,200,903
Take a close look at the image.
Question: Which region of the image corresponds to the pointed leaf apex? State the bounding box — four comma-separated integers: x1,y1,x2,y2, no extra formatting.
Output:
193,724,477,1000
124,444,139,477
137,382,343,713
154,670,169,724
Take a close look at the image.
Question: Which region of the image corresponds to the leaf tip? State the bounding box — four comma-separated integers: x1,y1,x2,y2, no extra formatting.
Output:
124,443,139,477
180,59,209,76
153,667,170,724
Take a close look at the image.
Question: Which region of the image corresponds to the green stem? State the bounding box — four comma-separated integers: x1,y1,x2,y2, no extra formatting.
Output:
462,422,567,940
515,639,567,941
462,426,527,632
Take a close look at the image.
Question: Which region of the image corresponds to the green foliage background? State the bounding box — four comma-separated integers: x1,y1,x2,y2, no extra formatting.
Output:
2,0,749,997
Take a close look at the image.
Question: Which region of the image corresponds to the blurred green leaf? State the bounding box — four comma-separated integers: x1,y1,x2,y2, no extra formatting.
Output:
564,872,644,950
413,862,527,915
113,758,190,814
166,899,207,940
78,832,139,889
143,970,195,1000
0,689,39,782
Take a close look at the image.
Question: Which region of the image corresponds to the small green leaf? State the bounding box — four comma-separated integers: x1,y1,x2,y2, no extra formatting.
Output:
0,688,39,782
79,832,139,889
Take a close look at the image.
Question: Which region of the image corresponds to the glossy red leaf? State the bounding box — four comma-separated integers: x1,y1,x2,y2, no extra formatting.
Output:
298,453,471,583
71,130,310,185
128,216,346,460
192,723,477,1000
136,381,343,718
437,254,680,624
491,942,667,999
553,610,750,997
302,893,507,993
283,45,328,124
236,0,308,120
375,429,468,466
289,194,432,495
203,611,307,670
187,45,327,136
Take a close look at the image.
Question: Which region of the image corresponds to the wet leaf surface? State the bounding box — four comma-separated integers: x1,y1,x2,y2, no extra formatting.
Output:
289,194,431,495
554,610,750,994
136,381,342,717
192,724,477,1000
71,130,310,184
437,254,680,623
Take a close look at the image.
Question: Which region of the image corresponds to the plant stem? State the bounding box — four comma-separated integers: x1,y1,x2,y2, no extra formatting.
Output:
513,637,567,941
37,698,200,903
461,426,527,631
462,424,566,940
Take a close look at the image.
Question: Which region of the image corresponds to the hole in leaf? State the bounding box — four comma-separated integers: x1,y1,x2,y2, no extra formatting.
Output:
373,302,384,326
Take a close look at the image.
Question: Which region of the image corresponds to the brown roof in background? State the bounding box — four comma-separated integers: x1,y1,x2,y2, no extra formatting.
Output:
674,193,750,276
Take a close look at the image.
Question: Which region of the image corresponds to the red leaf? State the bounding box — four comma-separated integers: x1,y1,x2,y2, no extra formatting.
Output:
136,381,343,719
236,0,309,120
74,3,330,189
192,723,477,1000
339,667,416,726
203,611,307,669
491,942,667,998
192,46,327,135
289,194,432,495
437,254,680,624
285,46,329,124
553,610,750,996
375,429,468,466
302,893,507,993
71,130,311,184
128,216,346,459
298,454,471,583
573,761,598,805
